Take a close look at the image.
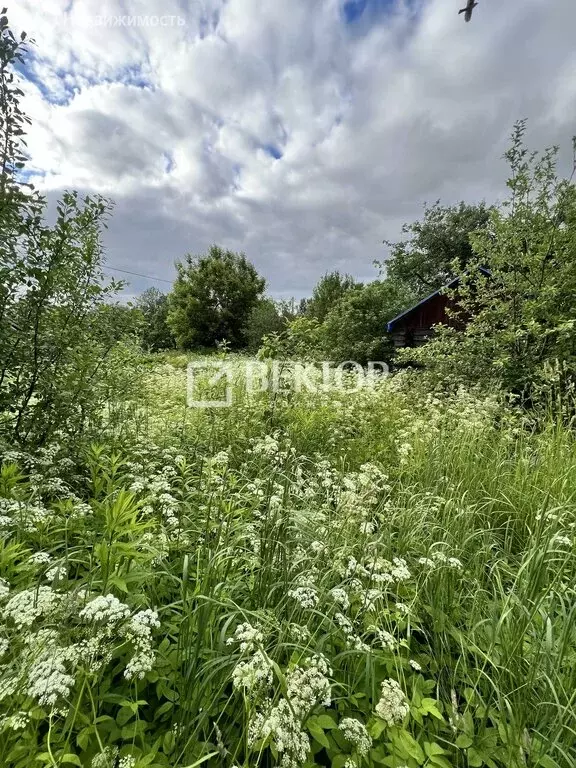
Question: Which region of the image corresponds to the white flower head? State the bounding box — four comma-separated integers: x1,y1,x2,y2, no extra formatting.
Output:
375,678,409,726
339,718,372,756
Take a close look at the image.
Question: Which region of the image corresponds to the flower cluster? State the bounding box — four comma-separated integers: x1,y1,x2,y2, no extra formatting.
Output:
339,717,373,756
4,587,60,629
375,678,409,726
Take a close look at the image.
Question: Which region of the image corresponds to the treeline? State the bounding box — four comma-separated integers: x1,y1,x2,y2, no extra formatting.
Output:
135,199,491,362
137,121,576,407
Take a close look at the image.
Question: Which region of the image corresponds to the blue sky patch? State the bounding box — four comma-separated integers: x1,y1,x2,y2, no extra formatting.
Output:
263,144,283,160
343,0,368,23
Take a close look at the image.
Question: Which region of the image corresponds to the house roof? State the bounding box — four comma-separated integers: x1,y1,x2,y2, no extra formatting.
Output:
386,266,491,333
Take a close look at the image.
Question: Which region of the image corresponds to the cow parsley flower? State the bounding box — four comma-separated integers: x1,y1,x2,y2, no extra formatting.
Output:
232,650,273,694
27,654,75,707
5,587,60,628
288,585,318,609
118,756,137,768
46,564,67,582
329,587,350,611
369,626,396,651
0,711,30,731
123,609,160,680
79,594,130,625
375,678,409,726
91,747,119,768
286,655,332,716
227,622,264,653
339,718,372,756
248,698,310,768
29,551,52,566
409,660,422,671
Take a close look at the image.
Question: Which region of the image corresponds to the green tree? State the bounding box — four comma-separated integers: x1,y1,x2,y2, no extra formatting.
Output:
168,245,265,350
243,298,286,352
136,287,175,351
0,10,140,446
384,200,491,298
306,271,359,322
402,122,576,403
320,280,412,364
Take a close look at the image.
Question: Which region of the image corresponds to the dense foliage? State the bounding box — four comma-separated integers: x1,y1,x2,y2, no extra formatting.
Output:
383,202,490,299
136,289,175,353
401,122,576,403
168,246,266,350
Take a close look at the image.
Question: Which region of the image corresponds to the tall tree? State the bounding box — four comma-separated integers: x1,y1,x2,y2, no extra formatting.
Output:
383,201,491,298
136,287,174,351
401,122,576,401
320,280,412,364
0,10,139,446
168,245,265,349
243,298,286,352
306,271,359,322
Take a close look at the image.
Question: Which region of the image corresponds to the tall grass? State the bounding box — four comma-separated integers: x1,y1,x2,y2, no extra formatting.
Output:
0,361,574,767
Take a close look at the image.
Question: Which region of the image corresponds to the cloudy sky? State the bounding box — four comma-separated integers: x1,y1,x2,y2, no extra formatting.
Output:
9,0,576,299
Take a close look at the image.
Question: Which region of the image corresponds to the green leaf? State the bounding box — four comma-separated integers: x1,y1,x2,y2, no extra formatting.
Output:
317,714,338,730
468,747,484,767
306,718,330,749
429,756,455,768
61,756,82,767
455,734,473,749
397,730,425,763
420,698,443,720
424,741,446,757
368,718,388,739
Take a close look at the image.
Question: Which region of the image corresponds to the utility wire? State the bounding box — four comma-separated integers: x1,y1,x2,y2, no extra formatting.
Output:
104,265,174,285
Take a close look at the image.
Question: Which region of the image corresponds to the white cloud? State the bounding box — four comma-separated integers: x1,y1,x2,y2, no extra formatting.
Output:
8,0,576,298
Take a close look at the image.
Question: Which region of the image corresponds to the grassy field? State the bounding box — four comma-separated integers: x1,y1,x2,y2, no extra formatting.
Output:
0,356,575,768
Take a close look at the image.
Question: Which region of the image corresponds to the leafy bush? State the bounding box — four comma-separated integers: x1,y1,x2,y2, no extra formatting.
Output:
0,16,141,447
399,122,576,405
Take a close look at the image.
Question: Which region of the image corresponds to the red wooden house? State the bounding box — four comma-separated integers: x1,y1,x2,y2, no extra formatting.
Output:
387,267,491,348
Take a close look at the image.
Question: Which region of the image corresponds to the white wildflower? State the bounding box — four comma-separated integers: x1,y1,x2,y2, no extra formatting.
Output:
118,757,137,768
29,551,52,565
329,587,350,611
79,594,130,625
375,678,409,726
91,747,119,768
5,587,60,628
409,660,422,671
288,585,318,609
123,609,160,680
232,650,273,694
248,698,309,768
286,655,332,717
339,718,372,756
369,626,396,651
0,711,30,731
227,622,264,653
46,564,67,582
27,654,75,707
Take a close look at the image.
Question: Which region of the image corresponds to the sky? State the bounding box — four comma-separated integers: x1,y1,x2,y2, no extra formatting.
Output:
8,0,576,300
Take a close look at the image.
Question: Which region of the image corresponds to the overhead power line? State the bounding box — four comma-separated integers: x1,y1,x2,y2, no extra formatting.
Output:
104,265,173,285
